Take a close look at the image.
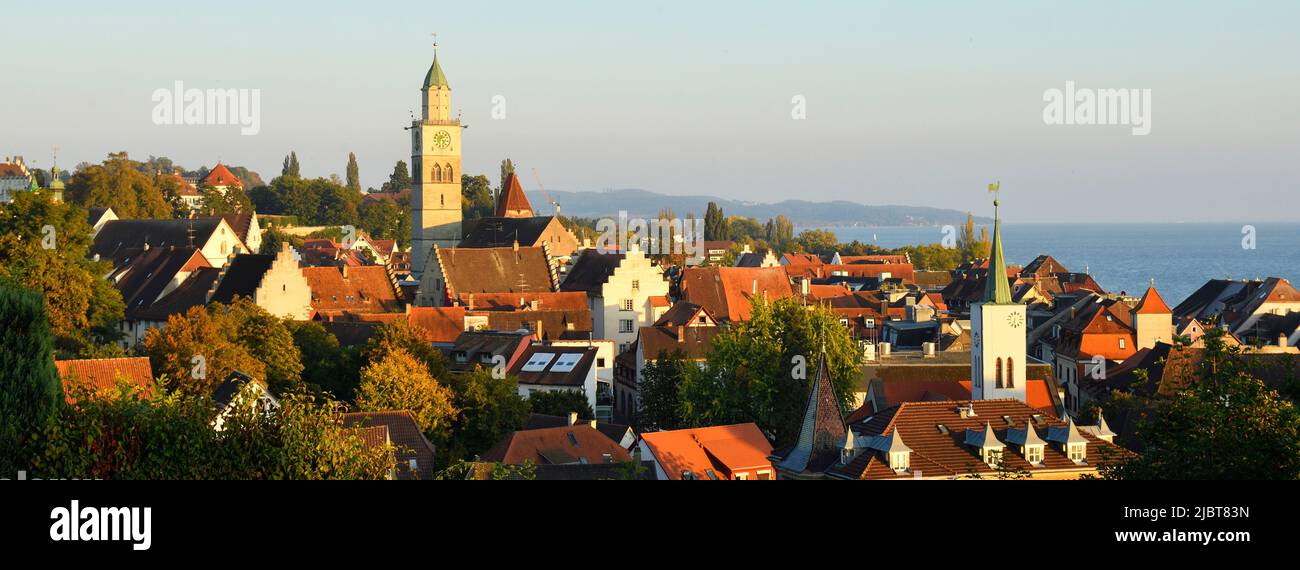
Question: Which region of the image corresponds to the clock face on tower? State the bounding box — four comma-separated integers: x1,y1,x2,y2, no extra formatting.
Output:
1006,312,1025,328
432,130,451,150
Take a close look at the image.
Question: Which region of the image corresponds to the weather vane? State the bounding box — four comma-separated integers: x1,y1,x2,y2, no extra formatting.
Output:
988,180,1001,207
431,32,438,50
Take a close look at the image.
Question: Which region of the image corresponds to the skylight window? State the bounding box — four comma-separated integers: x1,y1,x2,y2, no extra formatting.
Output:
550,352,583,373
521,352,555,372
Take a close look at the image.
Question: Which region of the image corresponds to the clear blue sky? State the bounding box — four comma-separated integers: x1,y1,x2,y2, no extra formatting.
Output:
3,0,1297,222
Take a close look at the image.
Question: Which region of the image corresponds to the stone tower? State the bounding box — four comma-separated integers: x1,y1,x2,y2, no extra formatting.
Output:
410,43,463,277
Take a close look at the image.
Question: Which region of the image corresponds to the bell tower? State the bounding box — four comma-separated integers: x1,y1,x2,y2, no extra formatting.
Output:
970,184,1027,402
410,34,463,277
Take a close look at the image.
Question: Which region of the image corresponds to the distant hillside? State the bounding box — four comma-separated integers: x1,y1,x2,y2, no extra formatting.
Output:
525,188,990,227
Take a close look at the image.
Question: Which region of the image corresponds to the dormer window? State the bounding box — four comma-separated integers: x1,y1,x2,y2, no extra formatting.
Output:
983,448,1004,467
889,451,911,473
1119,338,1126,349
1068,442,1087,463
1025,445,1044,465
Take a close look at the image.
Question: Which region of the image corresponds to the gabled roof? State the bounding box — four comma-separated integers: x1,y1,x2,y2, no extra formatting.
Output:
342,410,437,480
459,291,588,312
111,246,211,320
773,355,847,474
130,266,223,322
480,425,630,465
92,219,237,267
652,301,716,327
200,163,243,188
508,345,597,387
495,173,533,217
639,423,773,480
434,246,556,297
637,325,722,361
302,265,403,316
524,413,633,447
460,216,560,249
678,266,795,322
829,399,1131,480
207,254,274,305
194,213,255,245
559,249,624,294
54,357,154,403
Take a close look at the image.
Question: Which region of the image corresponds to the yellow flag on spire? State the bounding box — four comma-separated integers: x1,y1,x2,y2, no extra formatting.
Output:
988,181,1000,193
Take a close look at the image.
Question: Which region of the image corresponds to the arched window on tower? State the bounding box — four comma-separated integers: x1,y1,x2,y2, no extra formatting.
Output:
432,164,442,183
995,357,1004,389
1007,358,1015,388
445,163,454,181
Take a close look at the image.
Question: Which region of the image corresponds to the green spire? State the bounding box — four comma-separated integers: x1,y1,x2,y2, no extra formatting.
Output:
422,49,449,90
982,198,1012,304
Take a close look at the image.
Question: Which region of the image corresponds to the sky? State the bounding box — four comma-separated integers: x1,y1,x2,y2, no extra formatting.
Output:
3,0,1297,223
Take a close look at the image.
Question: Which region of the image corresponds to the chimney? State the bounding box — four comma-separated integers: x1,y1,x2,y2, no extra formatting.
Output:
513,239,519,252
1281,334,1290,348
589,419,598,430
467,293,475,311
568,411,578,426
752,279,758,295
800,277,810,296
341,265,349,279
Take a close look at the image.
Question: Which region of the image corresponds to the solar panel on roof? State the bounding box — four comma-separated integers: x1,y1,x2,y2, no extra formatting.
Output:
550,352,583,373
521,352,555,372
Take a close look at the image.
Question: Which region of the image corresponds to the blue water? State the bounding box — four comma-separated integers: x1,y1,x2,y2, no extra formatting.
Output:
805,223,1300,306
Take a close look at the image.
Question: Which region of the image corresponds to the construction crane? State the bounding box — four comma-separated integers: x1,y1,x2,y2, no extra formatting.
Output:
531,168,560,217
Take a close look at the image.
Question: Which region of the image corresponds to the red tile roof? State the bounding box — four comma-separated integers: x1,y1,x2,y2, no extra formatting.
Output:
830,399,1131,480
640,423,774,480
481,425,630,465
201,163,243,188
342,411,437,479
302,265,403,316
1133,287,1172,315
495,173,534,217
406,307,466,343
679,266,795,322
54,357,154,403
457,291,588,312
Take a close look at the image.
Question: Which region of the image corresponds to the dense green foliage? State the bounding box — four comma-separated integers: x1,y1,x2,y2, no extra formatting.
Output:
528,390,595,420
0,286,62,474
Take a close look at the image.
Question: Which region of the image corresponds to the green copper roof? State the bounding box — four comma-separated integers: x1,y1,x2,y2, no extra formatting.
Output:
422,52,449,89
982,200,1013,304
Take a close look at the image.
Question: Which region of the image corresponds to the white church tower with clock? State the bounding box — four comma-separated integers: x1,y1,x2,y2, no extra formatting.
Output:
970,189,1027,402
410,37,463,277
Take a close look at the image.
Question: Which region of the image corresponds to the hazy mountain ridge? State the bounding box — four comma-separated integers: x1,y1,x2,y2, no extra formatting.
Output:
526,188,991,227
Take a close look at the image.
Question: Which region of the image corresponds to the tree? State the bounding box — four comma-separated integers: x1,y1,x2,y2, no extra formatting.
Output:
0,191,123,354
679,296,859,448
361,320,448,380
285,320,356,399
143,305,266,397
444,367,531,462
794,228,839,258
382,160,411,192
198,184,254,215
896,243,963,271
1100,327,1300,480
528,390,594,419
765,215,795,250
345,152,361,193
0,285,62,474
637,349,689,432
499,158,515,190
957,212,992,263
356,348,458,443
358,196,407,248
461,174,495,220
220,298,303,394
64,152,171,219
282,151,301,178
704,202,727,241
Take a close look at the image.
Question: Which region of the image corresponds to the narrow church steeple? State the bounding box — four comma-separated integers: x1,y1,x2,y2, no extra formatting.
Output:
983,184,1012,304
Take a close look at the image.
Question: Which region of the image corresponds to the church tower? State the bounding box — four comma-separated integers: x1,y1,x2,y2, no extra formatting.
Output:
970,192,1027,402
410,39,463,277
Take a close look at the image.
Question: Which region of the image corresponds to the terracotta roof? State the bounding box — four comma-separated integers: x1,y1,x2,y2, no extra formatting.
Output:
369,239,397,258
54,357,154,403
781,253,823,266
342,411,437,480
524,413,633,447
652,302,716,327
201,163,243,188
471,308,592,340
302,265,403,316
458,291,588,312
406,307,466,343
434,246,556,298
829,399,1131,480
640,423,774,480
1133,287,1172,315
348,425,390,451
495,173,534,217
480,425,630,465
679,266,795,322
839,254,909,265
